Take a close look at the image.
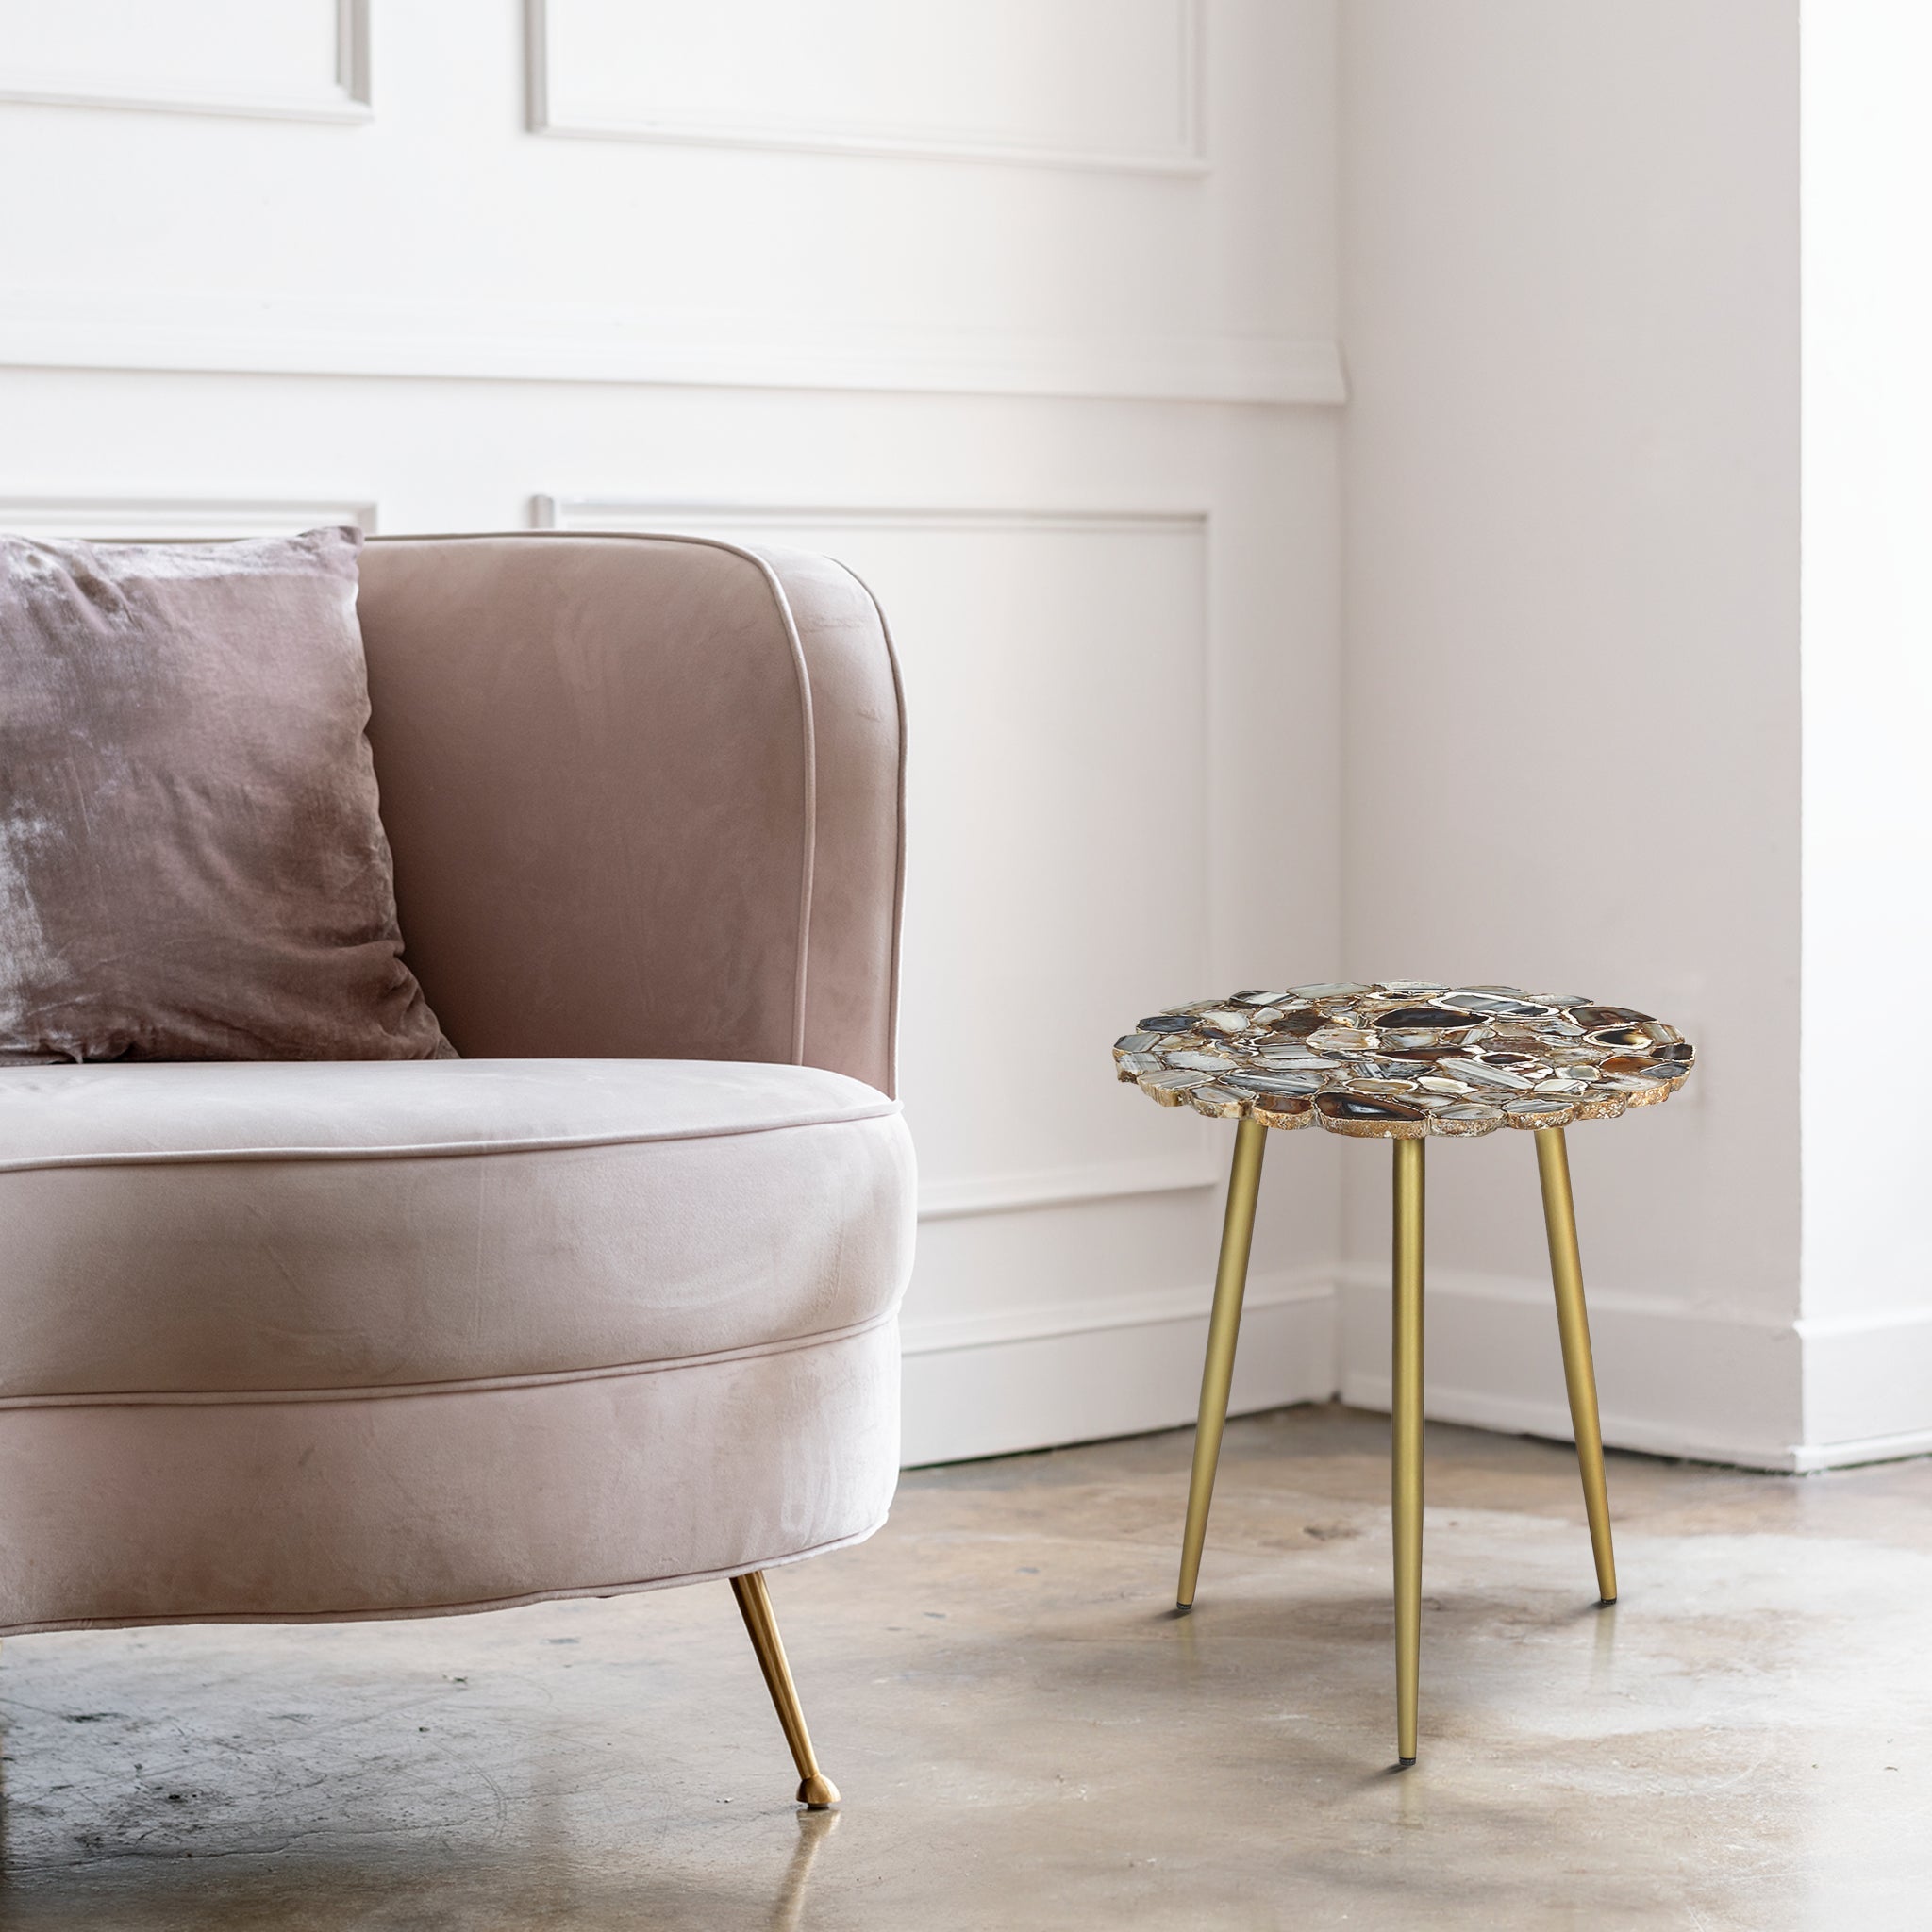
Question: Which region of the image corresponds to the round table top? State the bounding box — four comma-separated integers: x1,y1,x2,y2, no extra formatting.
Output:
1114,981,1693,1138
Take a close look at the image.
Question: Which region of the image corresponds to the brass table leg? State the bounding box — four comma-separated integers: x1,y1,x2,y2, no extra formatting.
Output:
730,1571,841,1808
1175,1115,1269,1611
1534,1126,1618,1604
1391,1135,1425,1767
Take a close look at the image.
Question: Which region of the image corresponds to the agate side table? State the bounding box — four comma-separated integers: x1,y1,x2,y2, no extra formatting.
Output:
1114,981,1694,1766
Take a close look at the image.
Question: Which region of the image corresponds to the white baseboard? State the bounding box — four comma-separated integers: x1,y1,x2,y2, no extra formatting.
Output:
1796,1307,1932,1470
1338,1265,1808,1473
894,1263,1932,1475
899,1272,1338,1467
1786,1425,1932,1474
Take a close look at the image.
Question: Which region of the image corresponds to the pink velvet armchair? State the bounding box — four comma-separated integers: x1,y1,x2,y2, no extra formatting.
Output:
0,533,912,1808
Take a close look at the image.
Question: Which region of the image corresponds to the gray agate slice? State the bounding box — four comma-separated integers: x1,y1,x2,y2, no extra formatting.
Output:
1440,991,1555,1019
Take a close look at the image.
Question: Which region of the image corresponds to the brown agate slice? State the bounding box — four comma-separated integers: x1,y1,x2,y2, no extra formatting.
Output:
1570,1088,1630,1122
1372,1005,1487,1038
1598,1053,1677,1078
1139,1070,1208,1105
1309,1025,1377,1054
1379,1025,1488,1052
1259,1008,1332,1039
1246,1090,1316,1127
1566,1005,1652,1031
1315,1091,1428,1139
1587,1021,1681,1051
1188,1083,1254,1119
1501,1095,1579,1129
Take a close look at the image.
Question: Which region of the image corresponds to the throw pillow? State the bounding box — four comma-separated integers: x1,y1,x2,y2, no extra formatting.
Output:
0,526,450,1061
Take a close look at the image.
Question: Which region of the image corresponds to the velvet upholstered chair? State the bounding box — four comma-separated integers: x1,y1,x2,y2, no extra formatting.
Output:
0,533,912,1809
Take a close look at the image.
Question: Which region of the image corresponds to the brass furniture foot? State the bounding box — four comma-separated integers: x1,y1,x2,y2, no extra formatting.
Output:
730,1571,841,1808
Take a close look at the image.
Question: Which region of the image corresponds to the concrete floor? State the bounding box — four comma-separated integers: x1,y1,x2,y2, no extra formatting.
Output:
1,1405,1928,1931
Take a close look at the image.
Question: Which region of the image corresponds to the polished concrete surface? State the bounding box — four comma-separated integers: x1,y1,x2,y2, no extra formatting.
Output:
2,1404,1929,1930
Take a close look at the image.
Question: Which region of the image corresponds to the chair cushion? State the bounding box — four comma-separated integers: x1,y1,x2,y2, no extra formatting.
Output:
0,528,449,1065
0,1058,913,1401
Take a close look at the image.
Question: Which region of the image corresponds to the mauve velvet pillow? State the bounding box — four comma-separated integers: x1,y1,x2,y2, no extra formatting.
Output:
0,527,450,1062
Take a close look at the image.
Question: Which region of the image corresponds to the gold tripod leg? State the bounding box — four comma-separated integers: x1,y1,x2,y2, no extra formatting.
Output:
1534,1126,1618,1604
1175,1115,1269,1611
730,1571,841,1809
1391,1135,1424,1767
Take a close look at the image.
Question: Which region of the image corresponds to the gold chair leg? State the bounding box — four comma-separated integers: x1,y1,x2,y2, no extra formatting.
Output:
1534,1126,1618,1604
1391,1136,1425,1767
730,1571,841,1809
1176,1116,1269,1611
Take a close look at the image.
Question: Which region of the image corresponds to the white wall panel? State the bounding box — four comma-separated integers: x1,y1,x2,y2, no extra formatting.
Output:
0,0,369,122
531,0,1203,172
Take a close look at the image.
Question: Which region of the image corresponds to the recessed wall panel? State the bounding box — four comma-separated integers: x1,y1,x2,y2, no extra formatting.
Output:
0,495,375,538
0,0,367,121
532,0,1203,171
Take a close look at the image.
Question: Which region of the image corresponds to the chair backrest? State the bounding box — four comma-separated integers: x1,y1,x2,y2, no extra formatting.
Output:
357,533,905,1095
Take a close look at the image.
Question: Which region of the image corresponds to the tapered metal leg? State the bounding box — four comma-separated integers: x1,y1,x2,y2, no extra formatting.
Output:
730,1571,841,1808
1391,1136,1425,1767
1175,1116,1269,1611
1535,1126,1618,1604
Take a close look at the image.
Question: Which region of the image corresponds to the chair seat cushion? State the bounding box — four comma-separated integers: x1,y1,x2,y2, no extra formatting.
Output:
0,1058,914,1401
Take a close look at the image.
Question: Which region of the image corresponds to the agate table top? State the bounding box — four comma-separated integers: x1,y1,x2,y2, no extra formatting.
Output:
1113,982,1693,1139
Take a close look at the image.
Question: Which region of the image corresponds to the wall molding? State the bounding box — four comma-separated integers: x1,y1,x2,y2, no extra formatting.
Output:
918,1153,1217,1223
903,1271,1329,1357
531,497,1211,539
0,0,371,124
0,288,1342,407
526,0,1207,176
0,493,377,538
901,1272,1337,1466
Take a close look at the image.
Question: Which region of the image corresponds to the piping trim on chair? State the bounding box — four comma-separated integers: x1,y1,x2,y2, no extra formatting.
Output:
0,1096,903,1175
0,1307,902,1410
0,1519,892,1639
837,557,909,1099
